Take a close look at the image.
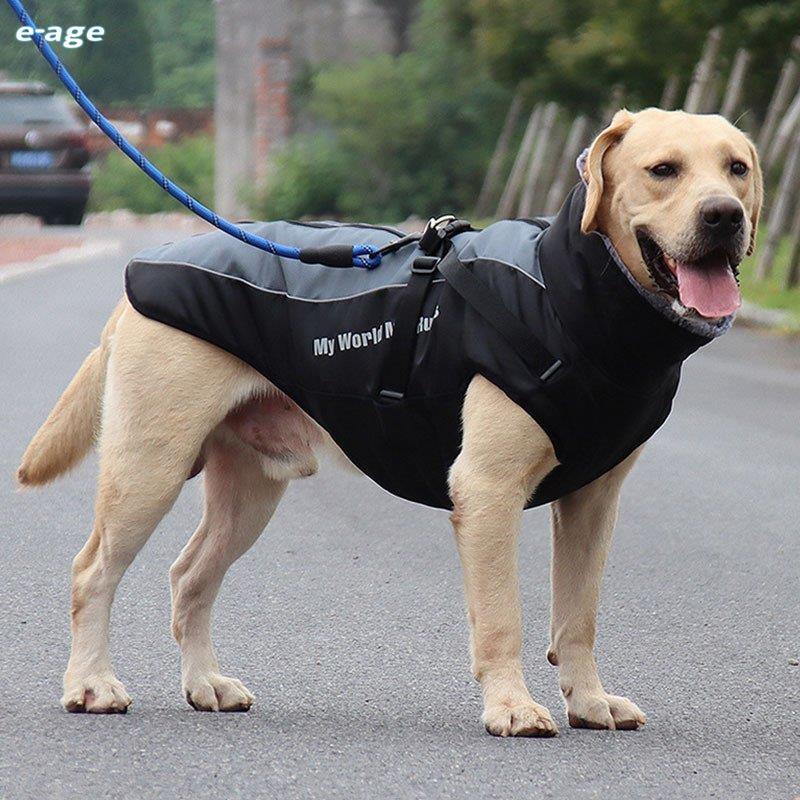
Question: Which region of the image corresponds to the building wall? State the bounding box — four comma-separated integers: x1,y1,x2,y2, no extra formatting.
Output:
291,0,395,64
214,0,395,217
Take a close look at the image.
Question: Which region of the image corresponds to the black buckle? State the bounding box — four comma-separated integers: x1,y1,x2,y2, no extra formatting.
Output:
412,256,439,275
419,215,474,255
419,215,455,254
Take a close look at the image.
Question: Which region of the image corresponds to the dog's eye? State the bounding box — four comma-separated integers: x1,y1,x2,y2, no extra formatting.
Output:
731,160,749,176
649,163,677,178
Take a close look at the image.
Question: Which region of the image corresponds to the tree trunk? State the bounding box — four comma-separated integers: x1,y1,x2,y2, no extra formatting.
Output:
518,102,559,218
766,86,800,171
783,190,800,289
684,27,723,113
496,104,543,219
603,84,625,122
475,89,524,218
720,49,750,120
660,75,680,110
757,128,800,281
757,36,800,155
545,115,589,214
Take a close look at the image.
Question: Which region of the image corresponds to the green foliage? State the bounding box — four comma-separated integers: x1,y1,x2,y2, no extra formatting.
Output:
439,0,800,117
89,135,213,213
79,0,154,103
444,0,596,92
736,2,800,113
258,2,510,221
1,0,212,108
143,0,214,108
254,135,351,220
258,0,800,221
0,0,92,83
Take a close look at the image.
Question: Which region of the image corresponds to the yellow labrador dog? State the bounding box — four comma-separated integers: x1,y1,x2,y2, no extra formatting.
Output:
18,108,762,736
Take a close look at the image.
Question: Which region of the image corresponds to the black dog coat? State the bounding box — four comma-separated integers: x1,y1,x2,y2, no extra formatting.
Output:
125,183,731,509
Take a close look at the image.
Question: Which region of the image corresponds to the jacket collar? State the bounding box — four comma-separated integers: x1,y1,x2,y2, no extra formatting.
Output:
537,183,729,384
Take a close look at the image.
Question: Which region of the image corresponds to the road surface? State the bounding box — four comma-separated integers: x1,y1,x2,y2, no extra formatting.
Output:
1,225,798,799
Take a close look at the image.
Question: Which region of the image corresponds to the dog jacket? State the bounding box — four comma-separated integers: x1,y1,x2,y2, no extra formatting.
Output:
125,183,731,509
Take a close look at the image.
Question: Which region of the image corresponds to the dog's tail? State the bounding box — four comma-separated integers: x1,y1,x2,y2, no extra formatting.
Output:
17,300,125,488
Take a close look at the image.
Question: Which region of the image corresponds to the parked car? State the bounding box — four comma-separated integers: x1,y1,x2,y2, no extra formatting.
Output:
0,81,91,225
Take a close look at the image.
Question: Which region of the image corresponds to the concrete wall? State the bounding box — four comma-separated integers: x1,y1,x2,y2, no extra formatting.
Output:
214,0,290,218
214,0,396,217
291,0,395,64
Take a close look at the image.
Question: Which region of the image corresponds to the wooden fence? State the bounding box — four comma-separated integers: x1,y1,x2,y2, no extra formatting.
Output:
478,31,800,289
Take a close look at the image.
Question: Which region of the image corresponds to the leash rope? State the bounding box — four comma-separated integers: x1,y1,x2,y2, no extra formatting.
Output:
5,0,382,269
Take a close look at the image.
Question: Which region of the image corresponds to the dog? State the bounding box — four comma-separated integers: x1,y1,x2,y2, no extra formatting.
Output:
17,108,762,736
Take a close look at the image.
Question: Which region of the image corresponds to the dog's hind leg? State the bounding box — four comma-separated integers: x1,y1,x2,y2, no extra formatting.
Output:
548,446,646,730
62,309,257,713
449,376,559,737
169,432,287,711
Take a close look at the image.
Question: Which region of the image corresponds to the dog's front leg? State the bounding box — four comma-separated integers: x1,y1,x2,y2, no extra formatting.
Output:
548,447,646,730
449,377,559,737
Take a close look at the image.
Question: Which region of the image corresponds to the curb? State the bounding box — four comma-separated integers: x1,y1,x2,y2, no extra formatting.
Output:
0,239,121,284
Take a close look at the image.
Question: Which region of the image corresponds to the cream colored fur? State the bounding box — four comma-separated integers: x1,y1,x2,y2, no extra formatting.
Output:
17,109,761,733
18,299,124,486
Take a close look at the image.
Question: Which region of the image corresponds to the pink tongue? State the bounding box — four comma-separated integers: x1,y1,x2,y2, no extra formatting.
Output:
674,255,741,318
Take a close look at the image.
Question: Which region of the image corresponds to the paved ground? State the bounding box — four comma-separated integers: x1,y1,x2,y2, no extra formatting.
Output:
0,217,86,268
0,227,798,799
0,236,85,267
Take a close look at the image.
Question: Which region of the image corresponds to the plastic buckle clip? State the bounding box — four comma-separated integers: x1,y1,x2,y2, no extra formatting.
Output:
411,256,439,275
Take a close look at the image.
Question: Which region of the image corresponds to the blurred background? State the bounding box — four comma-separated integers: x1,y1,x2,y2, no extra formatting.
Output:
2,0,800,324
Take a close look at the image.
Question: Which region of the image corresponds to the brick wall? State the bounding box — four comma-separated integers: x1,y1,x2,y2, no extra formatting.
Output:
254,38,292,188
214,0,397,217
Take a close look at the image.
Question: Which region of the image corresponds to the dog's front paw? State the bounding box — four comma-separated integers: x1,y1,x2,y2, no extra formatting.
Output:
566,691,646,730
62,673,132,713
483,701,558,737
184,673,255,712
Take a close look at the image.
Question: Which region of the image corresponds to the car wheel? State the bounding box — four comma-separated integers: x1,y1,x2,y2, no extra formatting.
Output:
43,205,86,226
62,205,86,226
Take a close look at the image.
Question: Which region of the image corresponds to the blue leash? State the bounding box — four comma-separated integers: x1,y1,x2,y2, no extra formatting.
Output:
5,0,382,269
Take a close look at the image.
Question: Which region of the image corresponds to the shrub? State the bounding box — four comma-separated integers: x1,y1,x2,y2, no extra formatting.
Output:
89,134,213,214
255,134,351,220
254,0,510,222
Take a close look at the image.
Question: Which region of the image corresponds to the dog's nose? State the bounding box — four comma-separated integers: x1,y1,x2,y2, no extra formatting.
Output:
699,196,744,238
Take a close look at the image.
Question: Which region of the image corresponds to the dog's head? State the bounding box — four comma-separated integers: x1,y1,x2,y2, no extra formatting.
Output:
581,108,763,319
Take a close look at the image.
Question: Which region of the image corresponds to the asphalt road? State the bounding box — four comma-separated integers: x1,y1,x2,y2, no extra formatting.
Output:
1,226,798,799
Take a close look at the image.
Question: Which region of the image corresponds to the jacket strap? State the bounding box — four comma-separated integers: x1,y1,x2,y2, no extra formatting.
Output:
438,255,563,382
377,251,447,401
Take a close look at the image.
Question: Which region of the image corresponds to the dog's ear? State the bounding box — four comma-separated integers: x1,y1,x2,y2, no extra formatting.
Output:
745,137,763,256
581,109,636,234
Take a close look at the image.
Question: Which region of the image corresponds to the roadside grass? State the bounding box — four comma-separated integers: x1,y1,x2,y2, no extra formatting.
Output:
739,235,800,331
